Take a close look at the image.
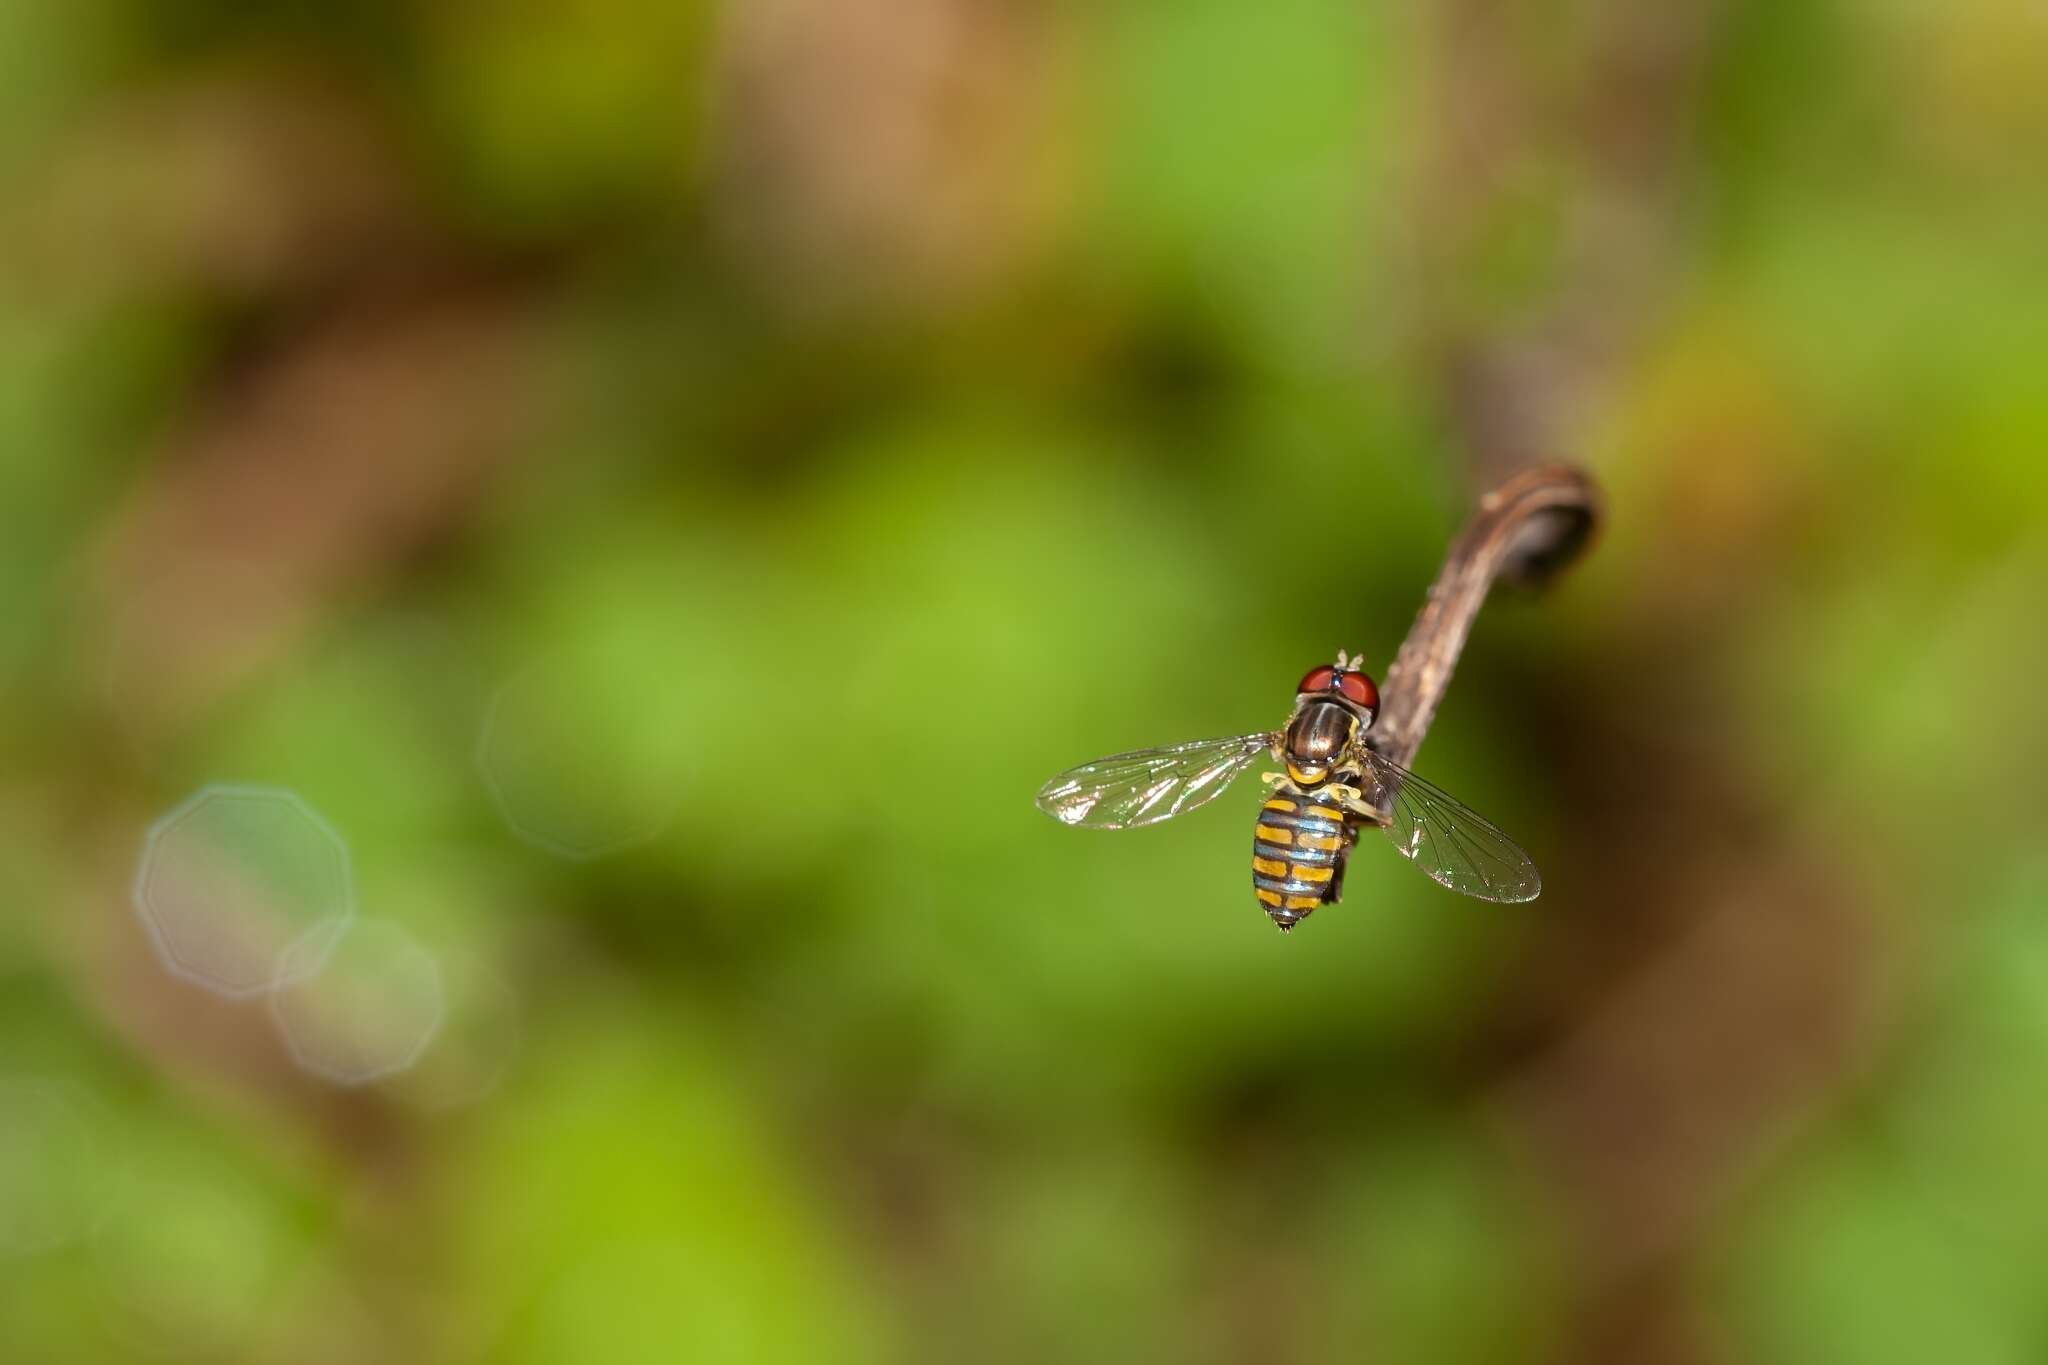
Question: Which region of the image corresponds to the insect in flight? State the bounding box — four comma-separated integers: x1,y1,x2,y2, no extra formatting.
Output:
1035,651,1540,930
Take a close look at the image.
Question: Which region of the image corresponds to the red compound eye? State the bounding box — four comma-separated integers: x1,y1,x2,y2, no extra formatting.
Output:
1336,670,1379,710
1295,665,1338,694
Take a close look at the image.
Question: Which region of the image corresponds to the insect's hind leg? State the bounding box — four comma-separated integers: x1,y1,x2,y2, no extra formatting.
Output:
1327,779,1390,830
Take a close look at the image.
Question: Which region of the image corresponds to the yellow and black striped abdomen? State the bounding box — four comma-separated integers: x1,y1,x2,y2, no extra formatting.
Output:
1252,787,1357,931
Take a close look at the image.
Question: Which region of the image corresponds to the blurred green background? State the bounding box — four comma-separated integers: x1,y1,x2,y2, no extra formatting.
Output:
3,0,2046,1361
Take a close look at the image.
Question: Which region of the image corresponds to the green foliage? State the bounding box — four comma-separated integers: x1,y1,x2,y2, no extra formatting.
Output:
1,0,2044,1359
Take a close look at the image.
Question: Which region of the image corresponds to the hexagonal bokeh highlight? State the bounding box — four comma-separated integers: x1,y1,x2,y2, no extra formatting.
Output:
132,785,354,997
475,663,679,860
268,918,445,1086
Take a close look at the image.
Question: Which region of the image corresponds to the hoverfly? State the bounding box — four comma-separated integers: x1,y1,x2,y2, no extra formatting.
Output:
1035,651,1540,930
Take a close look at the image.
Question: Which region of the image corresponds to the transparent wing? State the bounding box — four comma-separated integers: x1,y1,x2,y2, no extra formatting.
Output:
1036,733,1277,830
1354,748,1541,902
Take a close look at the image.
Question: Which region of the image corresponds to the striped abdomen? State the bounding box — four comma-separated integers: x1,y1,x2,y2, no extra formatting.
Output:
1252,788,1358,931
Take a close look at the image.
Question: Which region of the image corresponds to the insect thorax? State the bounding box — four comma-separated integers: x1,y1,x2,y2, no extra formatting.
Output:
1281,699,1361,787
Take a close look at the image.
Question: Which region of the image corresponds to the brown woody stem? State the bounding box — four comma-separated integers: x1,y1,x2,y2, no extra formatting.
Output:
1365,464,1602,771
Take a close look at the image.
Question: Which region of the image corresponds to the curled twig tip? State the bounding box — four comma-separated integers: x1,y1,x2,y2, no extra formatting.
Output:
1367,464,1602,770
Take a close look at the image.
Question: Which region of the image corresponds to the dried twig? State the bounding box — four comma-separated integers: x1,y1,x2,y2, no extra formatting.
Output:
1365,464,1601,771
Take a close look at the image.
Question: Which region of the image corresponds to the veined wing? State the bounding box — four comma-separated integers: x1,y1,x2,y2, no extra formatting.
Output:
1036,733,1277,830
1355,748,1541,902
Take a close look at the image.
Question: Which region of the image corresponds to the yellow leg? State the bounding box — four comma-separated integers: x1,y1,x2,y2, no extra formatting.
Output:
1325,782,1388,828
